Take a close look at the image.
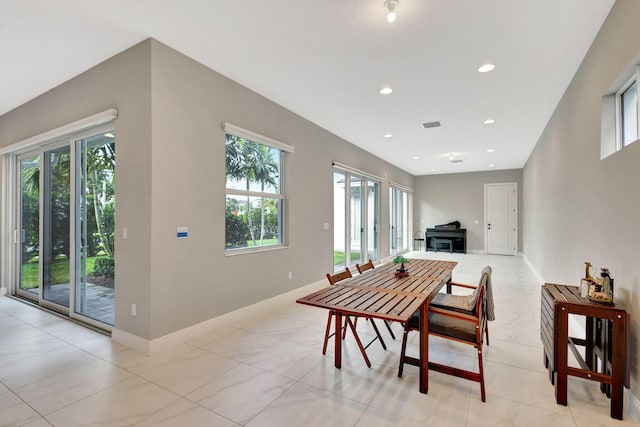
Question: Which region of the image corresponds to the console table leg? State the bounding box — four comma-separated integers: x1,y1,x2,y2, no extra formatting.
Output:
610,315,625,420
555,305,568,406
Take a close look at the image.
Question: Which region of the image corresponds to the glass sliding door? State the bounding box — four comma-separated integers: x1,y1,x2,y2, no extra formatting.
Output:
366,181,379,261
12,126,115,328
17,154,41,300
390,186,410,255
42,145,71,309
74,133,115,325
348,175,364,269
333,172,347,271
333,167,380,272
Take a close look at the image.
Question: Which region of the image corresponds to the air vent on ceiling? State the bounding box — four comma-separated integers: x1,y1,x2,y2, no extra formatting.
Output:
451,159,463,163
422,121,441,129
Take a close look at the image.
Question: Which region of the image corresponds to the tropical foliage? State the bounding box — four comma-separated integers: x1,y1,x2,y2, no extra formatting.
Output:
225,134,281,249
19,136,115,286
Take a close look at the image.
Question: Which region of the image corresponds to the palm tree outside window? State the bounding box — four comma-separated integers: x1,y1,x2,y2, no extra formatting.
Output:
225,133,284,251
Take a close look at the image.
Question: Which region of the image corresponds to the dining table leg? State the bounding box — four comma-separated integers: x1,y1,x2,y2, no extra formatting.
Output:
335,311,342,369
419,302,429,393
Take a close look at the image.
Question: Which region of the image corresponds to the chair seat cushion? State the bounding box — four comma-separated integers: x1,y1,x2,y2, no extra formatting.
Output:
431,292,475,315
428,312,477,343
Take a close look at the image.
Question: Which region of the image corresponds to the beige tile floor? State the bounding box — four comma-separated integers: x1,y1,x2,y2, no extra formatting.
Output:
0,252,638,426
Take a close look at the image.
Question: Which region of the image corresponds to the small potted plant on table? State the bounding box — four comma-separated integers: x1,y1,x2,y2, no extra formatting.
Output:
393,255,410,278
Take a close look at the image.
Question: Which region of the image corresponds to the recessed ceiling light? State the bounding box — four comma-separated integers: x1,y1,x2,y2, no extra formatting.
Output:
379,86,393,95
483,119,495,125
413,156,420,160
383,133,393,138
430,169,436,172
489,164,495,168
478,63,495,73
486,149,495,153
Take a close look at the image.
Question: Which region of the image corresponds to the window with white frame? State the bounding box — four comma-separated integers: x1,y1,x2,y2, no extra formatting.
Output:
619,77,638,148
601,61,640,158
224,123,293,253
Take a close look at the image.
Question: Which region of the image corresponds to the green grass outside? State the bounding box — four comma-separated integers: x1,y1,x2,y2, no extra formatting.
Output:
333,250,361,265
246,238,278,247
20,257,100,290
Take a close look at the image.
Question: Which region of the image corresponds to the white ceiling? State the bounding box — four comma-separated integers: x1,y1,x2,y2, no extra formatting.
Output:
0,0,615,175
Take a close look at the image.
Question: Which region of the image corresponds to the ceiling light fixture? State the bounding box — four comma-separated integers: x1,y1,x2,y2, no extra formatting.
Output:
379,86,393,95
413,156,420,160
489,164,495,168
384,0,399,23
383,133,393,138
478,63,495,73
483,119,495,125
104,132,115,138
486,148,495,153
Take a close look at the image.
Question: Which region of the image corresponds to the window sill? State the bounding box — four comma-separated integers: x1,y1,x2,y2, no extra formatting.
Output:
225,244,289,257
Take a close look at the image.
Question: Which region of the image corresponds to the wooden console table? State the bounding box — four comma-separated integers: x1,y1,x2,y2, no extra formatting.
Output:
540,283,630,420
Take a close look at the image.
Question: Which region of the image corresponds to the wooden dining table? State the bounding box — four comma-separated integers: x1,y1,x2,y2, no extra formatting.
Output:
296,258,457,394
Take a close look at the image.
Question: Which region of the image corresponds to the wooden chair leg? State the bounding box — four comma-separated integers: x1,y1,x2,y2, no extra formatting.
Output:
384,320,396,339
398,324,410,377
478,346,486,402
368,318,387,350
322,311,334,355
485,323,490,346
345,316,371,368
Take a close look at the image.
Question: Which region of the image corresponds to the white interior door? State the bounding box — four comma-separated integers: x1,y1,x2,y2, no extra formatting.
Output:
486,183,517,255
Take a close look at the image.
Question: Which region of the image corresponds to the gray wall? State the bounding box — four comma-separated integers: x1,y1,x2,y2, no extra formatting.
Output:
414,169,523,252
0,41,154,340
523,0,640,391
0,39,413,340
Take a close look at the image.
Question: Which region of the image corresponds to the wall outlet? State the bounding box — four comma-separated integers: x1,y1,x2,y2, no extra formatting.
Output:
131,303,137,316
122,227,128,239
288,272,292,279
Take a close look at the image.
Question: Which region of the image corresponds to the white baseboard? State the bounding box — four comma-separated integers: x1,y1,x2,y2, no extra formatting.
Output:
467,249,486,255
0,287,6,296
111,328,151,355
628,378,640,422
112,278,328,356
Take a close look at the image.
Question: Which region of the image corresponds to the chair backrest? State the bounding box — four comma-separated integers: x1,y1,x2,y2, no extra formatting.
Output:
468,266,492,315
326,268,352,285
474,271,489,316
356,259,374,274
469,281,488,344
414,231,424,239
